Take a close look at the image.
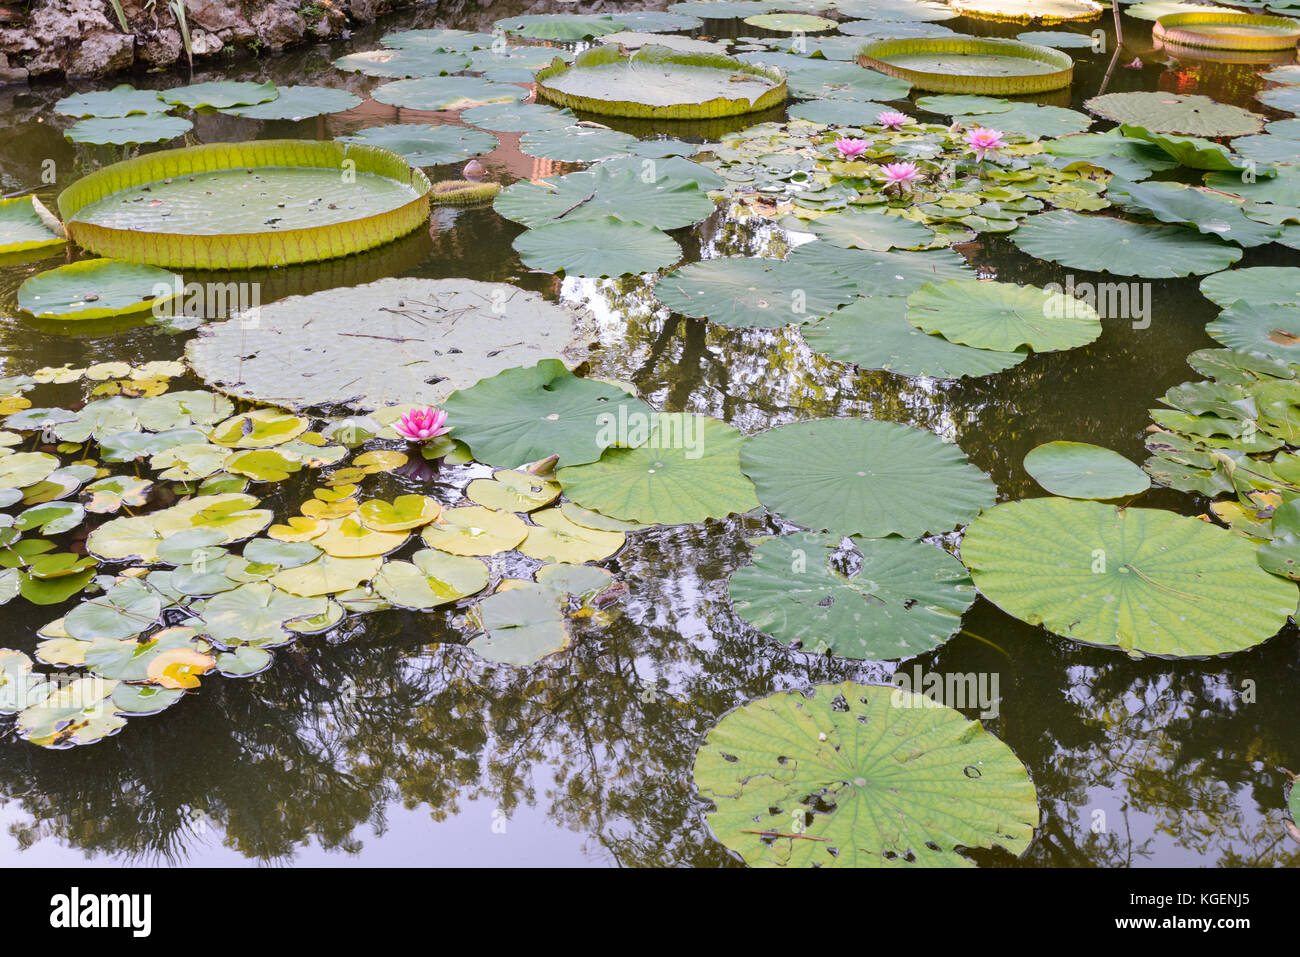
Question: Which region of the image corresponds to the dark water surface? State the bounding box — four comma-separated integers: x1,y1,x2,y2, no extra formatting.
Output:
0,1,1296,867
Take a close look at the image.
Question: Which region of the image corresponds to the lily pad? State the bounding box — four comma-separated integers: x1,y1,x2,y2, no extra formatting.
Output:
187,278,592,412
372,76,526,111
740,418,996,538
333,48,471,78
655,257,858,327
195,581,332,645
517,125,640,163
65,114,194,145
0,196,65,257
513,217,683,278
1084,92,1264,137
467,470,561,512
336,124,498,167
692,681,1038,867
20,259,178,321
55,84,166,118
420,506,529,555
494,164,715,230
1010,210,1243,277
960,498,1298,656
1023,441,1152,498
557,414,760,525
493,13,626,40
222,85,361,120
372,548,489,609
460,101,578,133
1206,302,1300,362
1201,266,1300,308
729,533,975,659
906,279,1102,353
519,508,625,563
786,243,975,298
161,81,279,111
1106,178,1281,247
744,13,837,30
807,209,937,251
17,676,124,748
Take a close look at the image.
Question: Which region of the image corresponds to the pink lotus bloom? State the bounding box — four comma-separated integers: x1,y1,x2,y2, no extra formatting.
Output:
394,406,451,442
880,161,924,190
966,126,1008,162
877,110,911,130
834,137,869,159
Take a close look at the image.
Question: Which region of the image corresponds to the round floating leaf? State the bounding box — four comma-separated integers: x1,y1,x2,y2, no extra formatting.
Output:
333,48,470,77
960,498,1298,656
1015,29,1103,47
420,506,528,555
557,414,760,525
513,217,682,278
494,164,715,230
469,584,573,665
906,279,1101,353
494,13,626,40
196,581,332,645
337,123,498,166
267,555,381,598
442,359,653,467
1084,92,1264,137
467,470,561,512
111,682,184,715
17,259,181,320
358,495,441,532
1010,210,1243,278
382,28,498,51
215,645,273,677
372,76,525,111
803,296,1028,379
17,676,124,748
1023,441,1151,499
222,85,360,120
858,35,1074,97
84,626,206,681
518,126,640,163
787,243,975,298
519,508,625,562
312,516,409,558
461,101,577,133
55,84,166,118
65,580,161,642
787,99,894,125
0,452,60,491
161,81,278,110
744,13,837,30
65,114,193,145
1106,178,1281,248
692,681,1038,867
372,548,488,609
1206,302,1300,362
740,418,996,538
729,533,975,659
15,501,84,535
82,475,153,514
807,209,937,251
0,195,65,257
656,257,857,327
1200,266,1300,308
187,277,592,412
953,102,1090,137
1258,85,1300,113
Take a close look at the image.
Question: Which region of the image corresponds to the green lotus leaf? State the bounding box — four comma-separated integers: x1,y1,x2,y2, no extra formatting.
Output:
1231,132,1300,167
0,196,66,257
1045,129,1178,179
65,114,194,146
22,464,94,505
381,28,498,51
161,80,279,110
1010,210,1243,277
84,626,207,681
906,279,1101,352
15,502,84,535
655,257,857,327
151,493,273,544
137,390,234,431
729,533,975,659
461,101,578,133
518,125,640,163
170,553,245,596
807,209,938,251
333,48,471,77
186,277,591,411
1085,92,1264,137
468,584,574,665
442,360,654,468
372,548,489,609
741,418,996,538
0,452,60,490
692,681,1038,867
65,579,162,642
372,76,526,111
17,259,181,320
953,102,1090,137
917,93,1015,114
240,538,319,571
1258,85,1300,113
215,645,273,677
749,55,911,101
494,13,627,40
420,506,529,555
1118,125,1249,172
222,85,362,120
744,12,837,30
1201,266,1300,308
1023,441,1151,499
803,296,1028,378
1015,29,1103,47
82,475,153,514
600,31,730,55
786,243,975,298
17,676,124,748
194,581,332,646
337,124,498,167
55,84,167,118
1124,0,1237,20
1206,301,1300,362
961,498,1298,655
557,414,759,525
494,164,715,230
111,682,185,715
1107,178,1281,247
267,555,382,598
519,508,625,563
787,99,895,124
0,650,57,715
667,0,784,16
1185,347,1294,385
513,216,682,278
466,470,561,512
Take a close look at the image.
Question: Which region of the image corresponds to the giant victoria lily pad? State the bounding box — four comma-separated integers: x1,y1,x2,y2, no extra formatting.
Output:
728,533,976,659
692,681,1039,867
740,418,996,538
1010,210,1243,278
857,36,1074,95
58,141,432,270
949,0,1101,20
1154,11,1300,51
535,45,787,120
187,278,593,411
960,498,1298,656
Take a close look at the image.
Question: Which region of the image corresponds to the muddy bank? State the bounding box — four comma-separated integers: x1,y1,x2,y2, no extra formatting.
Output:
0,0,418,82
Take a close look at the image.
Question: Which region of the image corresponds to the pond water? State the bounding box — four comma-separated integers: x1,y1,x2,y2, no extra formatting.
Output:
0,0,1297,867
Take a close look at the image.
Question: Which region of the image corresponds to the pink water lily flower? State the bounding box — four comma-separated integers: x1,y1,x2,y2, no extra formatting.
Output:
966,126,1008,162
877,110,911,130
394,406,451,442
881,161,924,190
834,137,869,160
